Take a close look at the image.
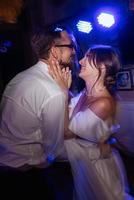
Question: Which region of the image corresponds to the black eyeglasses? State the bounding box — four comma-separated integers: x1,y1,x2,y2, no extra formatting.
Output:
55,43,76,50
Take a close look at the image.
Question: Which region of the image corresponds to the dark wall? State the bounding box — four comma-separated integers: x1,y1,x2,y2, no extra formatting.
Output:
0,24,35,90
118,11,134,64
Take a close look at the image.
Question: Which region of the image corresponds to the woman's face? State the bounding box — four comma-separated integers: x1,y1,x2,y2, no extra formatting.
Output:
79,54,99,80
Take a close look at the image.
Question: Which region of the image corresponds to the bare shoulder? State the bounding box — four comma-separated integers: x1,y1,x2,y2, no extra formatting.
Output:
89,97,115,120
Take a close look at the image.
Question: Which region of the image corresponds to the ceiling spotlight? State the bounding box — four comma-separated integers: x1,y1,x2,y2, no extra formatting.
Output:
76,20,93,33
97,12,115,28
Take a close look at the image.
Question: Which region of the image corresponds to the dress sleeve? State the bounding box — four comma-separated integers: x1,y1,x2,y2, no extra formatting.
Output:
69,108,110,142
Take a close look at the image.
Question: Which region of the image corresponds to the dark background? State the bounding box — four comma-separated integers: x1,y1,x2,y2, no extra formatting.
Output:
0,0,134,89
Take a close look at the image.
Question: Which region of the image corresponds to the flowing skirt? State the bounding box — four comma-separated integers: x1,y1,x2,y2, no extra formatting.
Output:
65,139,134,200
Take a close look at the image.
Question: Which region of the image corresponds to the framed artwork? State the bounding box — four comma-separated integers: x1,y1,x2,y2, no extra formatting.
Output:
116,70,133,90
131,68,134,86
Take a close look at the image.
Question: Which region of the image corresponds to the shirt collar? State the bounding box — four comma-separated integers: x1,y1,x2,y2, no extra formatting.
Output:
35,60,56,82
37,60,49,73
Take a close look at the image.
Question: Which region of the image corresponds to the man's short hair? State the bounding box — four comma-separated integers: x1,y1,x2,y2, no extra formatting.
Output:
31,27,73,59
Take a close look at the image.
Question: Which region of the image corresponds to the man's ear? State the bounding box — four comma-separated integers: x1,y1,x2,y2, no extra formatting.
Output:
50,46,58,59
100,64,106,70
100,64,106,77
100,65,106,73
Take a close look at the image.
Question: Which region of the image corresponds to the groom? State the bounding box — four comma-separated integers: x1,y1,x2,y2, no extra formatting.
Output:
0,27,77,199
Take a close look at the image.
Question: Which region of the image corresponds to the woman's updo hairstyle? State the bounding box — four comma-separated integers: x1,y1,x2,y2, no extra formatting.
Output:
86,45,121,96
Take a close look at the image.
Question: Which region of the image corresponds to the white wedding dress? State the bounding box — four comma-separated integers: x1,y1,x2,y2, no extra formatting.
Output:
64,92,134,200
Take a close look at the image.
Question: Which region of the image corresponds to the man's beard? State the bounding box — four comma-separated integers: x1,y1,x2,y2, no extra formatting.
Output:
59,57,75,70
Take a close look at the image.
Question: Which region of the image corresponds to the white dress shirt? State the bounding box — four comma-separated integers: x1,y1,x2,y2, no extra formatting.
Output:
0,61,65,168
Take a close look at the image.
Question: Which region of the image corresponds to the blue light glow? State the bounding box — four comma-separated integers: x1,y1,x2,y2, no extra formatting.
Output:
97,12,115,28
54,27,63,32
76,20,93,33
3,40,12,47
0,40,12,54
47,154,55,164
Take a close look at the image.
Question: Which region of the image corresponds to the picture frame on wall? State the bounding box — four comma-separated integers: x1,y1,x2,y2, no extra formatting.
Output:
123,65,134,86
116,70,133,90
131,68,134,86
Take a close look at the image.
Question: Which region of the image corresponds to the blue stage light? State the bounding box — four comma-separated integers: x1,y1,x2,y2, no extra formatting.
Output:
54,27,63,32
76,20,93,33
97,12,115,28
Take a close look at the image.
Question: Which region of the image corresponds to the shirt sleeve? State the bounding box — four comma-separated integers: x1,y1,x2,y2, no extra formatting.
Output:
41,93,65,161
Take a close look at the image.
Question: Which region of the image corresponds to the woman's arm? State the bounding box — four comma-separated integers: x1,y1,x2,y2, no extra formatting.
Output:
64,109,76,139
48,60,76,139
64,96,76,139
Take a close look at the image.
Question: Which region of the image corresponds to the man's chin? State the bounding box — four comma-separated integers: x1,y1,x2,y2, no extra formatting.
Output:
60,62,73,69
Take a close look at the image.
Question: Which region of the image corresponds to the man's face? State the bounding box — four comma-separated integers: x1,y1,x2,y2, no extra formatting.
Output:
55,31,76,69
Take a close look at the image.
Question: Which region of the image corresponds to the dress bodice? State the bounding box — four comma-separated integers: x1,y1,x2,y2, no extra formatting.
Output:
69,92,112,145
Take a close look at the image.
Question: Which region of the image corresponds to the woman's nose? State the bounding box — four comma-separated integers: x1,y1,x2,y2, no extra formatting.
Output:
79,58,83,65
72,48,76,55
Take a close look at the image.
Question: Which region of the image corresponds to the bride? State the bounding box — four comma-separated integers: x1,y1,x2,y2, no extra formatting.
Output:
49,45,134,200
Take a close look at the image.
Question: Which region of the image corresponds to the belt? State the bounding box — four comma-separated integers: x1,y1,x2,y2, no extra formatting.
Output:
18,162,50,171
0,162,50,172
